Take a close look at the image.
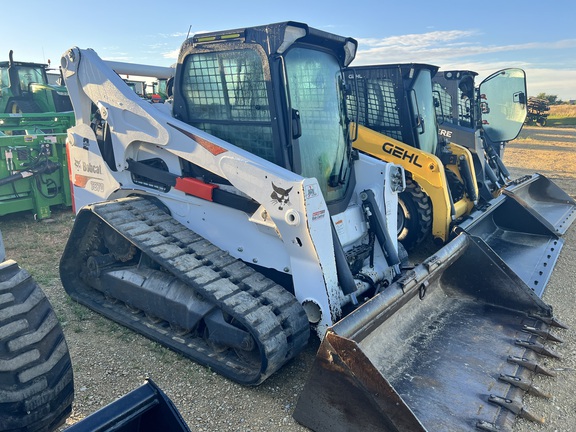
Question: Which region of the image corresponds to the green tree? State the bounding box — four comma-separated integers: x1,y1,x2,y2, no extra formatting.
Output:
536,92,558,104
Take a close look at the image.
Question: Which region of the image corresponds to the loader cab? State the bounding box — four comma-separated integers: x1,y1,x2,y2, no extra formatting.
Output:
433,68,527,148
0,59,48,111
346,63,440,156
433,69,528,200
433,70,478,129
172,21,358,211
346,63,484,247
150,78,170,102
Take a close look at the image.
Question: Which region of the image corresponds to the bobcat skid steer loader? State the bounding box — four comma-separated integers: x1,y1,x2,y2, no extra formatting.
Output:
346,63,565,297
58,22,566,431
433,69,576,234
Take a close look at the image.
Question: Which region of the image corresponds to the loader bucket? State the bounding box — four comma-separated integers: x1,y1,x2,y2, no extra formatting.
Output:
65,379,190,432
502,173,576,235
294,234,564,432
455,192,564,298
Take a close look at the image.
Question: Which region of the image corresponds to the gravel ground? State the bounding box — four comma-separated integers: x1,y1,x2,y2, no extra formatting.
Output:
1,126,574,431
506,127,576,432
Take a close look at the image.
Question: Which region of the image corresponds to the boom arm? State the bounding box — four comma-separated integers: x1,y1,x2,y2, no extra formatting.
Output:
61,47,350,334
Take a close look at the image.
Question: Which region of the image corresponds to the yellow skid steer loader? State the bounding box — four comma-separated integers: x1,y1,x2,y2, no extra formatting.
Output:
346,63,572,297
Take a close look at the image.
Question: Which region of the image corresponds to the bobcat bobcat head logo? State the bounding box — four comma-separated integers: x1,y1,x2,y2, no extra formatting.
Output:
270,183,293,211
74,159,81,170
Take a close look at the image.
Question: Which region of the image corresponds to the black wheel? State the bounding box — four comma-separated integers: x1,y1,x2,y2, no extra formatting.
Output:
397,178,432,250
0,260,74,432
444,169,465,202
102,225,137,262
537,117,547,127
7,100,41,114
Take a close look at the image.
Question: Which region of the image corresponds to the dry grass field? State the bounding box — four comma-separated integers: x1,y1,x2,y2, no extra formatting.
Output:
546,104,576,127
548,104,576,119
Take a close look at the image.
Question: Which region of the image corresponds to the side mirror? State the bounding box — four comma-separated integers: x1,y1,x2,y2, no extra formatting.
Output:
479,68,527,142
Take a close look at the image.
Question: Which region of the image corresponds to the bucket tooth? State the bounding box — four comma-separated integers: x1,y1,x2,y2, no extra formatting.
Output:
522,325,564,343
488,395,545,424
515,339,561,359
531,314,569,329
498,374,551,399
507,355,556,377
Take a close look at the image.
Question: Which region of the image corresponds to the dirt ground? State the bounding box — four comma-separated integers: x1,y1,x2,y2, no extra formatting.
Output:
1,125,575,431
504,126,576,432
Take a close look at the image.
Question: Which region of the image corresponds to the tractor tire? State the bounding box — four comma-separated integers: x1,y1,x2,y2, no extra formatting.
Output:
397,178,432,250
7,100,41,114
0,260,74,432
537,117,547,127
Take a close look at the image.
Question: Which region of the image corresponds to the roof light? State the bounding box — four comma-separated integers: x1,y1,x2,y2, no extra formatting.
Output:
278,26,307,54
343,40,357,66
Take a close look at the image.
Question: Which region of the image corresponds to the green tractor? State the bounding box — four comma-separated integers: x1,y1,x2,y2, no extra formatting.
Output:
0,51,73,219
0,50,72,113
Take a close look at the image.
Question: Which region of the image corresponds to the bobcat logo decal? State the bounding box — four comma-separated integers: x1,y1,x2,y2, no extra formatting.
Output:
74,159,82,170
270,183,293,211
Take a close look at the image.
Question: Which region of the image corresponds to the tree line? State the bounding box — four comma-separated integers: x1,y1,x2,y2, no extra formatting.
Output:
533,93,574,105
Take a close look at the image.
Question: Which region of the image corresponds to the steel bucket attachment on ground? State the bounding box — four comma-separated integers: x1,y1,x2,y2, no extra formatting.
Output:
455,192,564,298
293,234,566,432
502,174,576,235
65,379,190,432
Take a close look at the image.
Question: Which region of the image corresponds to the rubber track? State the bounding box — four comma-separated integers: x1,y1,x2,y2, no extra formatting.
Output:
71,196,309,385
0,260,73,432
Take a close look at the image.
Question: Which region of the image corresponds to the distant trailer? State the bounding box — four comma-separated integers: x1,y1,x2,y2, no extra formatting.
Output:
526,97,550,126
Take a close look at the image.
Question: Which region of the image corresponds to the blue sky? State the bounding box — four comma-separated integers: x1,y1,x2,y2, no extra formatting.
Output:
3,0,575,100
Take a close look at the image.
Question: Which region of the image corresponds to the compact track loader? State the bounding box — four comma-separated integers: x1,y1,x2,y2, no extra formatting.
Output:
58,22,567,431
433,69,576,232
346,63,572,296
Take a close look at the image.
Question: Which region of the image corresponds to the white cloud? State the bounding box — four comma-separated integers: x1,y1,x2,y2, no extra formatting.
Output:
163,49,180,60
157,32,190,38
432,61,576,99
523,68,576,100
351,31,576,100
357,30,478,49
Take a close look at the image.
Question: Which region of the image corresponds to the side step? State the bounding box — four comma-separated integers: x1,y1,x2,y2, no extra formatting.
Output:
294,234,566,431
